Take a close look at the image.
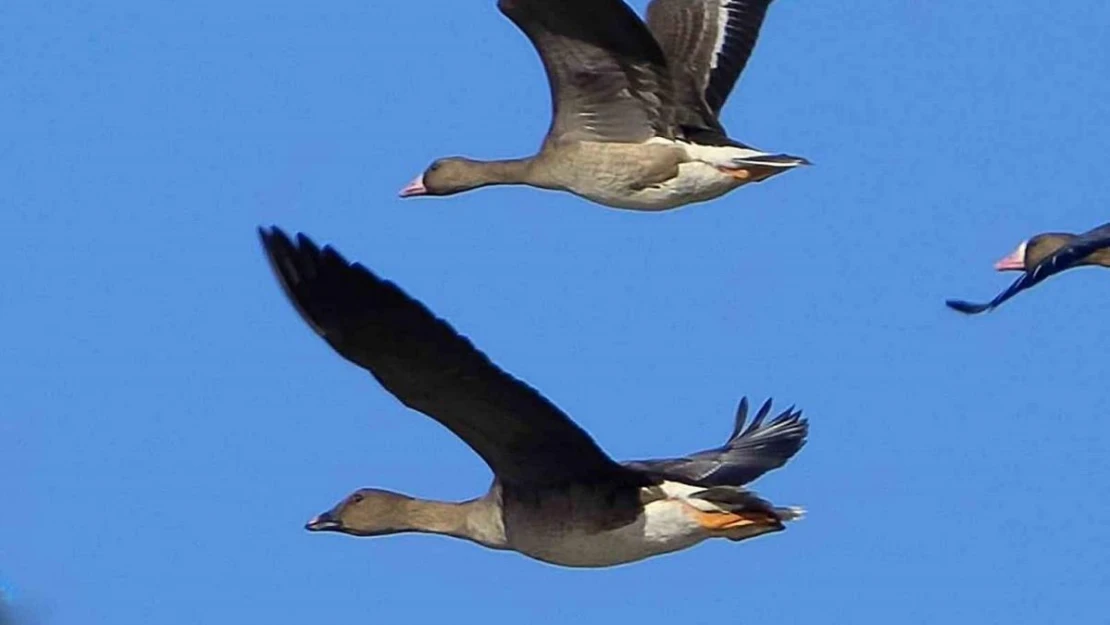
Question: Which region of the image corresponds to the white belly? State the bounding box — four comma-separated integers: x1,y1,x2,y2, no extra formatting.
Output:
504,498,710,568
573,162,741,212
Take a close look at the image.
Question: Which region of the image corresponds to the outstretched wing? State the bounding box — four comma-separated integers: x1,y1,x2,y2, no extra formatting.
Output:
499,0,676,144
1073,221,1110,250
947,222,1110,315
646,0,776,131
945,276,1032,315
260,227,632,488
623,397,807,487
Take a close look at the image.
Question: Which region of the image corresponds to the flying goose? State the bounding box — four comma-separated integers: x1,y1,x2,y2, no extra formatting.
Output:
259,226,808,567
399,0,808,211
946,221,1110,315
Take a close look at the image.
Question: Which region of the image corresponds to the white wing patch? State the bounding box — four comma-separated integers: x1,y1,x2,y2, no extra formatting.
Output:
710,0,731,71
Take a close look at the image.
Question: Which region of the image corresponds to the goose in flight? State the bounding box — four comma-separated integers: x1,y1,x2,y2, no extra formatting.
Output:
259,226,808,567
399,0,808,211
947,222,1110,315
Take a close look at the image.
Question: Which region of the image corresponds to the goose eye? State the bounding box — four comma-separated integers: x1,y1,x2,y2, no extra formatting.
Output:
350,494,364,504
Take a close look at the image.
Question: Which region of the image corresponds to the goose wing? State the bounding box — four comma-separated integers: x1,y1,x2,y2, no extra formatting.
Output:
645,0,775,132
623,397,807,487
260,227,633,488
499,0,676,143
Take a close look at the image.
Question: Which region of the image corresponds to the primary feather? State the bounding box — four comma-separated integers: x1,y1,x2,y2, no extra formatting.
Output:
623,397,808,487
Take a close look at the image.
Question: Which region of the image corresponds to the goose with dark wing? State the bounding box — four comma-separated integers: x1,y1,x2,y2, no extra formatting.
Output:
947,222,1110,315
259,226,808,567
399,0,808,211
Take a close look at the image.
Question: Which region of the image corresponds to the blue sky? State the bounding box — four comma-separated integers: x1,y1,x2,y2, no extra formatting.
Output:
4,0,1110,623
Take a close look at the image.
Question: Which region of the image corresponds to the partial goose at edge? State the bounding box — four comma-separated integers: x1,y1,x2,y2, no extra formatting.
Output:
399,0,809,211
946,221,1110,315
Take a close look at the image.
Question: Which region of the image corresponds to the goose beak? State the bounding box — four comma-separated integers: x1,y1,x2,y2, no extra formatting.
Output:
305,512,341,532
398,175,427,198
993,248,1025,272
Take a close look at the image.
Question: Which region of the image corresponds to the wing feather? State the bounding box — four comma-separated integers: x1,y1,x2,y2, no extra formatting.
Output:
260,227,630,487
499,0,676,143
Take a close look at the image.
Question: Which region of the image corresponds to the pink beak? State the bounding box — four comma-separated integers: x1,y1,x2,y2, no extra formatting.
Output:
993,248,1026,272
398,175,427,198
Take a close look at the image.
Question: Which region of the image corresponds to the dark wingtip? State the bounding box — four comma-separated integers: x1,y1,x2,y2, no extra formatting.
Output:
294,232,325,260
731,397,750,439
945,299,991,315
258,225,294,255
728,397,808,444
753,398,773,428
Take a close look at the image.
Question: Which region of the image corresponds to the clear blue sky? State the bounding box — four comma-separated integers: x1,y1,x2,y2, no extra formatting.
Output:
4,1,1110,623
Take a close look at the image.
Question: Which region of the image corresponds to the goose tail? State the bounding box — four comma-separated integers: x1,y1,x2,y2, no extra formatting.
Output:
686,486,804,542
683,143,812,169
730,152,813,168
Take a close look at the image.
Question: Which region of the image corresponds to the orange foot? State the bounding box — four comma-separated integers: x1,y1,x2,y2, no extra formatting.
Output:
717,167,752,180
688,508,785,542
689,508,776,531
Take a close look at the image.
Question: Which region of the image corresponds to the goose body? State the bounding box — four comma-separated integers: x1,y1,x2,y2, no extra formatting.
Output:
520,139,783,210
260,227,808,567
400,0,808,211
502,480,801,567
503,483,709,567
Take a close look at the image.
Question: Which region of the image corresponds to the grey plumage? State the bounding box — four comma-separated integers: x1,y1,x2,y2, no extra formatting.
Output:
403,0,805,209
260,227,637,489
623,397,808,487
261,226,808,565
499,0,677,144
261,226,806,494
646,0,776,138
500,0,779,145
